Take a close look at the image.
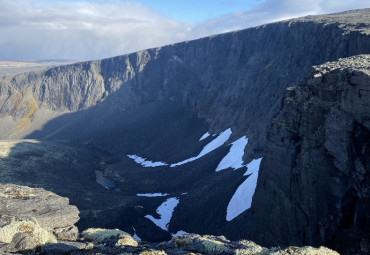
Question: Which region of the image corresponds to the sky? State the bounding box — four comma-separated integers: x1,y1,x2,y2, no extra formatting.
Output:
1,0,369,61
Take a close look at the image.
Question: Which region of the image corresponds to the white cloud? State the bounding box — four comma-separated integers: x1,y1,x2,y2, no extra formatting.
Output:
0,0,192,60
0,0,369,60
192,0,370,36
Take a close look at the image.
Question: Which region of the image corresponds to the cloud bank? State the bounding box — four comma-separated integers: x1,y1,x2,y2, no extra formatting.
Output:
0,0,369,60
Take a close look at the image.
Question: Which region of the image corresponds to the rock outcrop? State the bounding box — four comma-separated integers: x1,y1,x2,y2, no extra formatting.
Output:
0,183,80,253
249,55,370,255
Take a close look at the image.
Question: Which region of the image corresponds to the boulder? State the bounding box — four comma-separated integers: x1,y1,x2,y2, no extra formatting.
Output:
0,184,79,233
81,228,131,243
171,234,233,254
116,234,139,247
0,184,80,253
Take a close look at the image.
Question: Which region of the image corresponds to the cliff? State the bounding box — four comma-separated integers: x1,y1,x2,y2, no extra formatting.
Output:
250,55,370,255
0,9,369,255
0,9,369,159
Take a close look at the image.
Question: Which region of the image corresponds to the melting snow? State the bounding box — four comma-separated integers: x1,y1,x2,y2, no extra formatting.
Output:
127,155,168,167
244,158,262,176
132,227,141,241
226,158,263,221
145,197,179,231
171,128,232,167
137,193,168,197
133,233,141,241
171,230,189,237
199,132,211,141
215,136,248,171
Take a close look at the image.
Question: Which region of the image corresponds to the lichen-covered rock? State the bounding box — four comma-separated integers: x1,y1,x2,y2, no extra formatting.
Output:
235,239,268,255
53,225,79,241
269,246,340,255
10,232,37,255
171,234,233,254
0,183,79,236
140,251,167,255
116,234,139,247
0,184,81,254
81,228,131,243
0,220,57,245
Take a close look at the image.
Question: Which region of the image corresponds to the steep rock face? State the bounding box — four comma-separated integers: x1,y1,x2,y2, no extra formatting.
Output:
249,55,370,255
0,9,369,159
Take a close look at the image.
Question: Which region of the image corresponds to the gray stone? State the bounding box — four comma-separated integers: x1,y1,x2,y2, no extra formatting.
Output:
171,234,234,254
0,184,79,233
40,241,86,254
10,232,36,254
54,226,79,241
249,55,370,255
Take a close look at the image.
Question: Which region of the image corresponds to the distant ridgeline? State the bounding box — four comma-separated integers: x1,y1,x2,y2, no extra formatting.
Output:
0,9,369,255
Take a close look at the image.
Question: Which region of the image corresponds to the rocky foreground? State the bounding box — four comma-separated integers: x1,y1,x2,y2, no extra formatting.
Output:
0,184,339,255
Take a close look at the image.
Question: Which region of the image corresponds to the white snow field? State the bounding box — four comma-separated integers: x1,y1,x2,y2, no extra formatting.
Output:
127,154,168,167
226,158,263,221
137,193,169,197
215,136,248,171
199,132,211,141
171,128,232,167
145,197,180,231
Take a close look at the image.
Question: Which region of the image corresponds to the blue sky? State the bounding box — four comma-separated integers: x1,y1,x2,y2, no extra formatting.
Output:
132,0,266,23
1,0,370,60
41,0,266,23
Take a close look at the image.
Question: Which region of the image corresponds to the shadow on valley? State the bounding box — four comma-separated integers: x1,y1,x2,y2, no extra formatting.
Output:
0,98,251,242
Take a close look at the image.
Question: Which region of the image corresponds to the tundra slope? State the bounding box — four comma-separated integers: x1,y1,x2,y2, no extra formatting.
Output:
0,9,369,255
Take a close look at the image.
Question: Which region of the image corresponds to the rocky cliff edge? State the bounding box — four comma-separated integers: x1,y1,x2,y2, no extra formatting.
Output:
249,54,370,255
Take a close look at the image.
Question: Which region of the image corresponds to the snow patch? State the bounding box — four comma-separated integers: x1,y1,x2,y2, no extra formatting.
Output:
127,155,168,167
215,136,248,171
171,230,189,237
226,158,262,221
145,197,179,231
244,158,262,176
137,193,168,197
199,132,211,141
171,128,232,167
132,227,141,241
